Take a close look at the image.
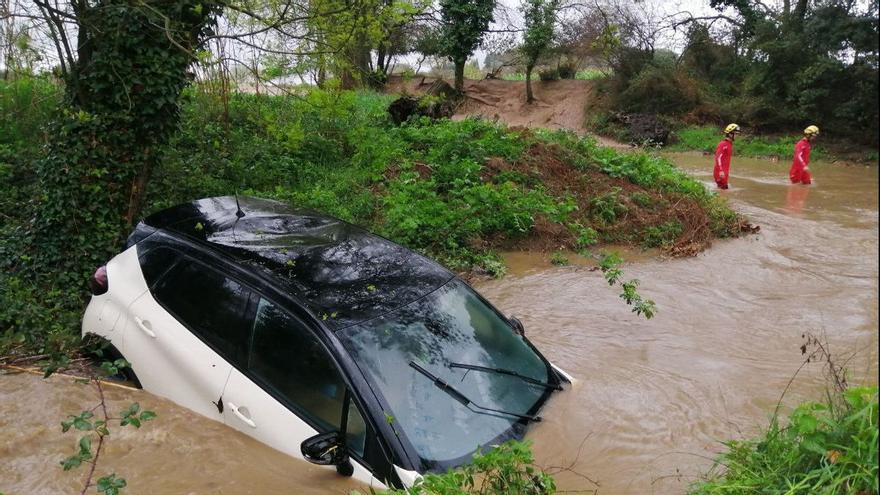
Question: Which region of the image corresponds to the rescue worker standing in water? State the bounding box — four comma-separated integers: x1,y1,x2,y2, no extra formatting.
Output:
714,124,740,189
790,125,819,185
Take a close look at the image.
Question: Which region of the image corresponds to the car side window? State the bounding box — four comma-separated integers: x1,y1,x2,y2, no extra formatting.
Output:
138,247,179,288
345,400,368,458
248,297,346,432
152,260,252,367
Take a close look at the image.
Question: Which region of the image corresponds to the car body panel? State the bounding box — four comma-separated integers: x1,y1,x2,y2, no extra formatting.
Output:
82,246,148,345
220,368,384,487
122,289,233,422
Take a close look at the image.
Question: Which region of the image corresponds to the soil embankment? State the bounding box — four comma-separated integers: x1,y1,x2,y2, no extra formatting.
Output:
386,76,626,149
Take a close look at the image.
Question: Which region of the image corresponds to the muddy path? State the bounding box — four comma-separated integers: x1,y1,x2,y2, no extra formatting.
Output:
1,154,877,495
386,76,628,150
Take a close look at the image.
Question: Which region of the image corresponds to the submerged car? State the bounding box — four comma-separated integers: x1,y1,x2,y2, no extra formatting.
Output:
82,196,570,489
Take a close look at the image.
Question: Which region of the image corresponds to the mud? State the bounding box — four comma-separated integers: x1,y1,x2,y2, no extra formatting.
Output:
1,153,877,495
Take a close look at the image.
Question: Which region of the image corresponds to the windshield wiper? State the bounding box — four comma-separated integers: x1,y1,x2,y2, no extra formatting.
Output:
409,361,541,423
449,362,562,391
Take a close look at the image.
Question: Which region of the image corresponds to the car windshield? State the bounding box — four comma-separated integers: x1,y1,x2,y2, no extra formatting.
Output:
337,279,553,469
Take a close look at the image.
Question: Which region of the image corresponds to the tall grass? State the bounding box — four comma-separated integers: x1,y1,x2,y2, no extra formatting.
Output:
690,335,878,495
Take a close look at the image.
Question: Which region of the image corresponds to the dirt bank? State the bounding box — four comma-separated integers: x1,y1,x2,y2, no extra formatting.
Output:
386,76,628,149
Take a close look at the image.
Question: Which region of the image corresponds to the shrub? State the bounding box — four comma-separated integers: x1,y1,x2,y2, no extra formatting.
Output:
690,386,879,495
371,440,556,495
557,62,577,79
617,65,703,116
538,68,559,81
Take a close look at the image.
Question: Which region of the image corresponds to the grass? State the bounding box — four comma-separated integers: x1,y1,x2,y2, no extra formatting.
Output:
690,334,878,495
690,385,878,495
500,68,610,81
667,126,826,160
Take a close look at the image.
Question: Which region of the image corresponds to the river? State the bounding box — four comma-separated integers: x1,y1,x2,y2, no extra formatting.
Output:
1,153,877,495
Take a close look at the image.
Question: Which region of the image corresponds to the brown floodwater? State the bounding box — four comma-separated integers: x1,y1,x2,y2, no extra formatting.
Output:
1,153,877,495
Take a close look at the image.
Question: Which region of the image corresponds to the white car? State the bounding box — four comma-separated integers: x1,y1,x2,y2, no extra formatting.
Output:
82,196,570,489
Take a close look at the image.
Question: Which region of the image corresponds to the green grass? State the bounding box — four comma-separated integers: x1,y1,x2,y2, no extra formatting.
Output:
668,126,825,160
575,68,610,80
690,386,878,495
500,68,609,82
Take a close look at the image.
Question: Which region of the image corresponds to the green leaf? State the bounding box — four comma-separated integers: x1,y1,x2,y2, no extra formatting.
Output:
79,435,92,456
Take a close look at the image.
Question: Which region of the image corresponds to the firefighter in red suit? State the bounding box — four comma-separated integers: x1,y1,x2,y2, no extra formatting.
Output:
714,124,740,189
790,125,819,185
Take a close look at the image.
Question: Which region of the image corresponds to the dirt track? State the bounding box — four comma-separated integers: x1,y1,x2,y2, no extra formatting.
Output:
386,76,627,148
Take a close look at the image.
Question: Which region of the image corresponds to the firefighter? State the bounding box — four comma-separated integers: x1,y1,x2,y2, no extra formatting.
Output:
790,125,819,185
714,123,740,189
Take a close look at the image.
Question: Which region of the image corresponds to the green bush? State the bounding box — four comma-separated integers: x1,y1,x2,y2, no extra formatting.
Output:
690,386,879,495
370,440,556,495
617,65,703,116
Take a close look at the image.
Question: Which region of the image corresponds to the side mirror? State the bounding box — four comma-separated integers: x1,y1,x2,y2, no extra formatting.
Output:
509,316,525,336
301,431,353,476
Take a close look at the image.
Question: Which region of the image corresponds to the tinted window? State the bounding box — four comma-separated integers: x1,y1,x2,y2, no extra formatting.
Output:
138,247,179,288
249,298,346,431
346,402,367,458
153,261,252,366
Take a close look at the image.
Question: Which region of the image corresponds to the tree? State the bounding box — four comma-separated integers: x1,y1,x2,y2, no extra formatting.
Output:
437,0,495,91
520,0,558,102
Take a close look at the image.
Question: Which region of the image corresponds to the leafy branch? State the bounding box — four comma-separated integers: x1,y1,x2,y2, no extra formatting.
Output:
58,358,156,495
598,252,656,319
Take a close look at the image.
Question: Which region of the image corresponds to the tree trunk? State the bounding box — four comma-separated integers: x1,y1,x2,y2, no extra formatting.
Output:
454,59,465,92
526,64,535,103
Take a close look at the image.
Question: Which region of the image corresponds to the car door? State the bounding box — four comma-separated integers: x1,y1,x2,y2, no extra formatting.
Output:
123,254,253,422
220,295,384,488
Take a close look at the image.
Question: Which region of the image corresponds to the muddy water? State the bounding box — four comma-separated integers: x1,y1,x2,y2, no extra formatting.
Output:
487,153,878,494
1,154,877,494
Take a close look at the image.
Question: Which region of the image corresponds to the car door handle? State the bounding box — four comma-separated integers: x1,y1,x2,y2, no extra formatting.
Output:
134,317,156,338
228,402,256,428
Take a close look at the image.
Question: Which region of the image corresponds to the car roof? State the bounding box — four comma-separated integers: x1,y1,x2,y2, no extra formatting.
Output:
141,196,455,330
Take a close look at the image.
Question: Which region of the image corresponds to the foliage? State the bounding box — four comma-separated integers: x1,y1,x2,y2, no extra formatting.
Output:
519,0,559,101
437,0,496,90
537,67,559,81
59,346,157,494
690,383,878,493
598,252,655,319
1,0,221,357
549,251,569,266
593,1,879,146
364,440,556,495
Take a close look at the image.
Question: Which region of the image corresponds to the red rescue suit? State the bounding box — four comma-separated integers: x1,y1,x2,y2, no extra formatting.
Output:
714,138,733,189
790,138,812,184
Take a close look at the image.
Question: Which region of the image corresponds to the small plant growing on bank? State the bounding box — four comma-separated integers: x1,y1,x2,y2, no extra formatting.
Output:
550,251,569,266
689,333,879,495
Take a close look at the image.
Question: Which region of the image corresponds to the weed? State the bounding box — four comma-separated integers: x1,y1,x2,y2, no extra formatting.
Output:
589,187,628,226
550,251,569,266
689,334,878,495
641,221,683,249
